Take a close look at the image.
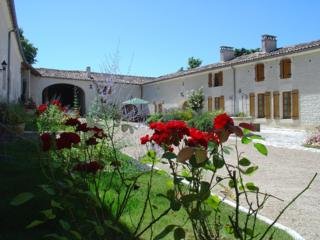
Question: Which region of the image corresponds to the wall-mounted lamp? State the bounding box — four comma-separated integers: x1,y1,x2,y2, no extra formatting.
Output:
180,92,184,97
0,60,7,71
89,84,93,89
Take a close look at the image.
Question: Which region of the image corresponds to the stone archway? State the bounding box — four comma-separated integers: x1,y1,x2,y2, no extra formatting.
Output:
42,84,85,115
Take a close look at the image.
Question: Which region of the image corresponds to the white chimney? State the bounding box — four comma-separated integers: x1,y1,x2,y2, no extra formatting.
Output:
86,66,91,78
262,34,277,53
220,46,235,62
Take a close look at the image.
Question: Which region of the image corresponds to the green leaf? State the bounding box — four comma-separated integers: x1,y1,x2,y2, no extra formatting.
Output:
170,199,181,211
228,179,236,188
51,200,63,210
59,219,71,231
241,136,252,144
154,225,176,240
95,225,105,236
44,234,68,240
162,152,177,160
10,192,34,206
205,195,221,210
26,220,44,229
212,156,224,169
199,181,211,200
244,166,259,176
147,150,156,159
254,143,268,156
41,209,56,220
245,182,259,192
39,184,55,195
174,227,185,240
70,230,82,240
239,157,251,166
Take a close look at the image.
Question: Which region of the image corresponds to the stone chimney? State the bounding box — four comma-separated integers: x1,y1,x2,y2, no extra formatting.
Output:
86,66,91,78
220,46,235,62
261,34,277,53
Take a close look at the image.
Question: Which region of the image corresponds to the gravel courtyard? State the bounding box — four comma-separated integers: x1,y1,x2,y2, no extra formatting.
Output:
120,124,320,240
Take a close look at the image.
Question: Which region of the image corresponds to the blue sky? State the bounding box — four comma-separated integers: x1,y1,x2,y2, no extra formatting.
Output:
15,0,320,77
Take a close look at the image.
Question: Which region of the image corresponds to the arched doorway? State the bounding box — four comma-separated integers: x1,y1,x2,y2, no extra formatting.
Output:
42,84,85,115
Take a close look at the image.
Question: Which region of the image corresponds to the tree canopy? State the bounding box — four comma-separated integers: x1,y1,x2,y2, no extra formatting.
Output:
234,48,260,57
19,28,38,64
188,57,202,69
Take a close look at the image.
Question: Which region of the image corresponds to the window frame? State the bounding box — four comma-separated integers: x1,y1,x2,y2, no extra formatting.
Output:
257,93,265,118
282,91,292,119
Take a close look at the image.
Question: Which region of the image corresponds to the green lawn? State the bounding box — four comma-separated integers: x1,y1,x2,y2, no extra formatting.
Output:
0,138,293,239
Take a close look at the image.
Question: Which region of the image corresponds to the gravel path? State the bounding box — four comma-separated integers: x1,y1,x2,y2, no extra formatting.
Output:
119,124,320,240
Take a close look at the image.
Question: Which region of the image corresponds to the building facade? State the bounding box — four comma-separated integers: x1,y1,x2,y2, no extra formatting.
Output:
2,0,320,128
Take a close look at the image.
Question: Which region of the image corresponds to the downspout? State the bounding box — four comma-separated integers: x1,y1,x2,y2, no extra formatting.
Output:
231,64,236,115
7,28,16,103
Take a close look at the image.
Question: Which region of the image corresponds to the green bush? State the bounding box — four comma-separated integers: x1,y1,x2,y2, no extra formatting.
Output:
0,103,27,125
146,113,163,123
188,110,222,131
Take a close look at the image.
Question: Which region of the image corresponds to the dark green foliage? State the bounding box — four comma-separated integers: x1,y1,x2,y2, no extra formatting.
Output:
234,48,260,57
187,111,222,131
19,28,38,64
188,57,202,69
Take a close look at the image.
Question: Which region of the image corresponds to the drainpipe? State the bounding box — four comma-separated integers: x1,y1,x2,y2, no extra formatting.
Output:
7,28,16,103
231,64,236,115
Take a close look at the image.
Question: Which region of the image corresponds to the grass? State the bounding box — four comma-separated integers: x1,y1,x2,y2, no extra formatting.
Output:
0,138,293,239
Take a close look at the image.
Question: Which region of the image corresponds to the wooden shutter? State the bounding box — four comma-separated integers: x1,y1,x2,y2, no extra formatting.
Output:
208,73,213,87
280,59,291,79
219,72,223,86
273,91,280,119
220,95,224,110
255,64,265,81
292,89,299,119
208,96,212,112
249,93,255,117
265,92,271,119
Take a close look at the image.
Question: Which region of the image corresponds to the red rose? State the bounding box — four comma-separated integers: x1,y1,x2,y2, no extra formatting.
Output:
40,132,51,151
73,160,104,174
90,126,107,139
140,134,150,144
239,122,255,131
65,118,81,126
213,113,234,129
37,104,48,114
56,132,81,150
76,123,89,132
51,100,62,106
187,128,210,148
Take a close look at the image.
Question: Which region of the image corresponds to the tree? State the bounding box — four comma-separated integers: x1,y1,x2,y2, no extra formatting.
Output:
19,28,38,64
187,87,204,113
234,48,260,57
188,57,202,69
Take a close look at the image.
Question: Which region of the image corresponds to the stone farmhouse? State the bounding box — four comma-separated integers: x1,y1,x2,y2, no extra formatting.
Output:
1,0,320,127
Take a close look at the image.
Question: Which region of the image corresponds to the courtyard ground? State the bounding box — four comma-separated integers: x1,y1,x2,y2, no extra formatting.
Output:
120,124,320,240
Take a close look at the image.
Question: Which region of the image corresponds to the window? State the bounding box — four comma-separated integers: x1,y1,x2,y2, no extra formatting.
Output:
208,96,212,111
273,91,280,119
257,93,265,118
214,71,223,87
249,93,255,117
214,96,224,110
280,58,291,79
255,63,265,82
282,91,291,119
208,73,213,87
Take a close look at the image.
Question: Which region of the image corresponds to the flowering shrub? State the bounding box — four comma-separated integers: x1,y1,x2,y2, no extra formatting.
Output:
36,100,67,132
140,113,316,239
305,126,320,148
187,87,205,112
